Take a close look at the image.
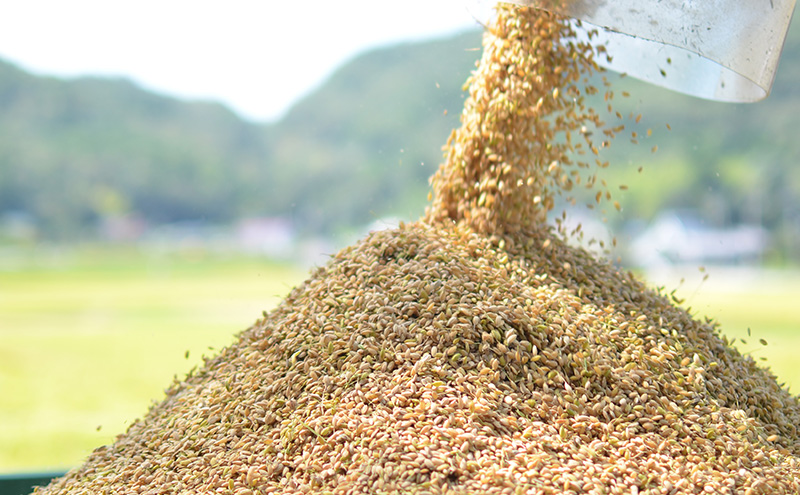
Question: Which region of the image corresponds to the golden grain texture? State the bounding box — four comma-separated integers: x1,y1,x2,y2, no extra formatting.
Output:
37,222,800,495
426,5,616,235
35,5,800,495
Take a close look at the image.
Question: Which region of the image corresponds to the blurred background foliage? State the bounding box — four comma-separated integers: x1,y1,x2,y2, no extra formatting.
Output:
0,22,799,257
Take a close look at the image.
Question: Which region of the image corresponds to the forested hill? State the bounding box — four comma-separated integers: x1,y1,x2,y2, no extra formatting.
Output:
0,57,271,236
0,31,479,239
1,21,800,252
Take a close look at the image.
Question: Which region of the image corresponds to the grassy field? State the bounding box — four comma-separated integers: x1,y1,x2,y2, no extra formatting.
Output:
1,247,799,473
0,246,308,473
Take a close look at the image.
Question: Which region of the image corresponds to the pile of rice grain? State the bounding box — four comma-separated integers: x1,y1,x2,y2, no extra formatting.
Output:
37,5,800,495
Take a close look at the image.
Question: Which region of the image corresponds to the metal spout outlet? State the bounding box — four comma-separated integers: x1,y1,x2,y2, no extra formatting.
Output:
497,0,797,102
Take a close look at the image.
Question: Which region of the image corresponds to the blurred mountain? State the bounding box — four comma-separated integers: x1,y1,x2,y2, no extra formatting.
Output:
1,21,799,258
0,31,479,240
264,32,479,233
0,59,268,237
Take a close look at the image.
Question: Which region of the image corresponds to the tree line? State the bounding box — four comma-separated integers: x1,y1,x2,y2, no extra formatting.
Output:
1,25,799,259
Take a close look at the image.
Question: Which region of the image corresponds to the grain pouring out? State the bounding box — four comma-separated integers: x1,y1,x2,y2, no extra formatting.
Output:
35,4,799,495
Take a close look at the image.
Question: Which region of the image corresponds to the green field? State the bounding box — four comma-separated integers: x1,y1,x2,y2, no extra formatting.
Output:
1,247,799,473
0,246,308,473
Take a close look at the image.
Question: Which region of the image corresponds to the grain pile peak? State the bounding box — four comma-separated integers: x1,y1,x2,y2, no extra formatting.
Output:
37,4,800,495
39,224,800,494
426,4,617,235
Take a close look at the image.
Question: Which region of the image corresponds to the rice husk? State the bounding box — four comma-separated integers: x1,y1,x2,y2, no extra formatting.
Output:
36,4,800,495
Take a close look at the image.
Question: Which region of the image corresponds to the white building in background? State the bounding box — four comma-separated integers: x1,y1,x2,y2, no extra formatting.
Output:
364,217,402,234
629,210,769,269
553,209,613,258
236,217,296,258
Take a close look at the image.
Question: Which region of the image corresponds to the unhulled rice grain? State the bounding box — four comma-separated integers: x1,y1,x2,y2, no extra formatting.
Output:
35,4,800,495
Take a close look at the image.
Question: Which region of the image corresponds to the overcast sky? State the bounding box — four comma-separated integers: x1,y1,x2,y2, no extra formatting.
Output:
0,1,492,122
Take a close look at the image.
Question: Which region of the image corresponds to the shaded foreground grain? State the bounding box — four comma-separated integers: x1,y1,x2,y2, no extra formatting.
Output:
36,5,799,495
